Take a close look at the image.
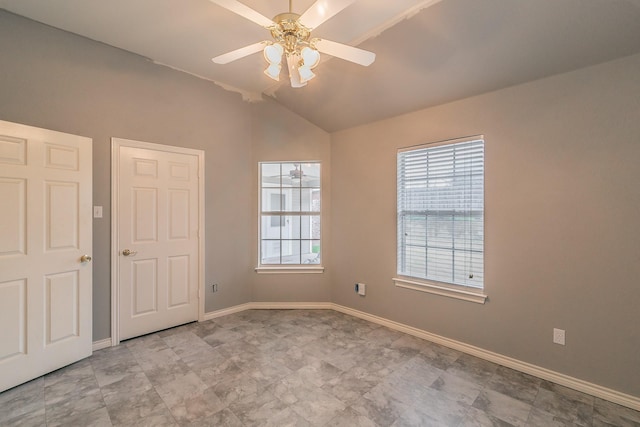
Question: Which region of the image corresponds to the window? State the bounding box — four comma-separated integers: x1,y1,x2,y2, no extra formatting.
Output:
395,136,485,302
258,162,321,270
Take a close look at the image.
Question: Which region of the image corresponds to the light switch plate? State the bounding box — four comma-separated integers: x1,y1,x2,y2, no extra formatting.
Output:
358,283,366,296
93,206,103,218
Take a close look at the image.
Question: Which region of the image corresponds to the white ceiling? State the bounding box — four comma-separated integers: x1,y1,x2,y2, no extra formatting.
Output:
2,0,640,132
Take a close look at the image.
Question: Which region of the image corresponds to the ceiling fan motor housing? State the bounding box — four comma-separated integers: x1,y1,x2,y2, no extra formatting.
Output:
270,13,311,56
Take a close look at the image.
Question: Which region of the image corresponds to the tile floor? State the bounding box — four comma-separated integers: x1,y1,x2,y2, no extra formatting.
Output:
1,309,639,426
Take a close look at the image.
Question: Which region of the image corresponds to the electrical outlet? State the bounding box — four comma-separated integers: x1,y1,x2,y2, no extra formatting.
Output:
553,328,565,345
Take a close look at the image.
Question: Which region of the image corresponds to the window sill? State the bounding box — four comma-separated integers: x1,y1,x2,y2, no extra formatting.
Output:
393,277,487,304
255,266,325,274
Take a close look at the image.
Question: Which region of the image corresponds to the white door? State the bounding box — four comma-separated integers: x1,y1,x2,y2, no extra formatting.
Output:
0,120,92,393
113,138,202,341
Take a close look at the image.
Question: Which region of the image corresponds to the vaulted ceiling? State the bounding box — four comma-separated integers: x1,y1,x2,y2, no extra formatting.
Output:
2,0,640,132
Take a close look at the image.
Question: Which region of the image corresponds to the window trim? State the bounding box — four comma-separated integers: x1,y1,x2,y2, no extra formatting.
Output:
396,135,486,300
393,276,487,304
255,266,325,274
257,161,323,272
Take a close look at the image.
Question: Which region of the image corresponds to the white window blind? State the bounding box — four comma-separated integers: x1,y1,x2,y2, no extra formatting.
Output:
397,137,484,289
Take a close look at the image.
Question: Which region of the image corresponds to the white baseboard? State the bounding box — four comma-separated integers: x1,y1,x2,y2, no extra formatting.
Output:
202,302,640,411
249,301,333,310
202,302,253,321
92,338,112,352
202,302,332,321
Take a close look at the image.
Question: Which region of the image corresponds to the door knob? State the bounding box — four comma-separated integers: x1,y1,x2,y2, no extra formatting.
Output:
80,255,92,263
122,249,137,256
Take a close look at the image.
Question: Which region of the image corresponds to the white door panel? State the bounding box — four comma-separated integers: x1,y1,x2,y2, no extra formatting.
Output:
0,120,92,393
168,255,190,307
114,139,202,341
45,271,80,344
46,181,80,250
0,178,26,256
132,258,158,316
0,279,27,361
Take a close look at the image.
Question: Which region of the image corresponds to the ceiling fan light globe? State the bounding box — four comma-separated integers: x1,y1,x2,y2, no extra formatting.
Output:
264,43,284,64
286,54,307,88
298,65,316,83
301,47,321,69
264,63,281,81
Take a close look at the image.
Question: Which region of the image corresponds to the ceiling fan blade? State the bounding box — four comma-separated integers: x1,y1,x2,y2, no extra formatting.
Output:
212,41,266,64
299,0,357,30
209,0,274,27
314,39,376,66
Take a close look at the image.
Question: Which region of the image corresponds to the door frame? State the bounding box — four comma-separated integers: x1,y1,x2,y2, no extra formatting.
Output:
110,137,205,346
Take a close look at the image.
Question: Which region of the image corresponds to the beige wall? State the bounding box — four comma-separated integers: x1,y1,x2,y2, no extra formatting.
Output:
330,53,640,397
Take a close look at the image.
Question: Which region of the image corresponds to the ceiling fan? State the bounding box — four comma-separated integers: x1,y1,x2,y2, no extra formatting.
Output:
209,0,376,88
